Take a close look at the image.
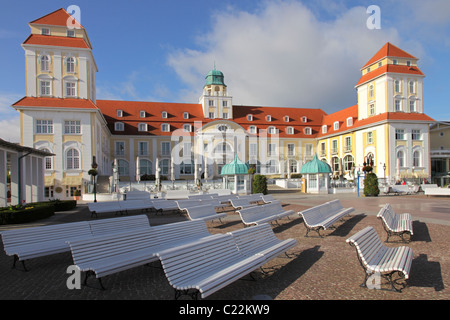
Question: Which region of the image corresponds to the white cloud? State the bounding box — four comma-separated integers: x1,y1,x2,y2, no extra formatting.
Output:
167,1,406,113
0,116,20,143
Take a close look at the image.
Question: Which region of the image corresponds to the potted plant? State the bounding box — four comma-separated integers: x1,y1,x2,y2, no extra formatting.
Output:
363,172,380,197
73,189,81,201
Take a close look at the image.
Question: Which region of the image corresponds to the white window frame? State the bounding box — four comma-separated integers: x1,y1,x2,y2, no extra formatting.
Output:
395,129,405,140
284,116,289,122
248,126,257,134
64,120,81,134
286,127,294,135
138,141,148,156
162,111,168,118
183,112,189,119
268,126,277,134
40,55,50,72
412,129,421,141
346,117,353,127
66,148,80,170
302,116,307,123
36,119,53,134
67,29,75,37
161,142,171,156
367,132,373,145
161,123,170,132
395,98,402,112
304,127,312,135
287,143,295,156
66,57,75,73
41,28,50,35
115,122,124,131
140,110,146,118
266,115,272,122
322,125,327,134
333,121,339,131
183,124,192,132
39,80,51,96
115,141,125,155
116,110,123,117
65,81,76,97
247,114,253,121
138,123,147,132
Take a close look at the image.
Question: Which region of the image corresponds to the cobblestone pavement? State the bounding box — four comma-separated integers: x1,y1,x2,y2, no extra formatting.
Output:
0,191,448,301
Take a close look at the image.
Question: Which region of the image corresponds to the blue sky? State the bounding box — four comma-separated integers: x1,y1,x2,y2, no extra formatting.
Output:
0,0,449,142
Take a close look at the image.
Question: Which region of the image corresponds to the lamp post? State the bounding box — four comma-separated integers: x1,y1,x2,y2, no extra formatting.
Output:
90,156,98,203
383,163,386,184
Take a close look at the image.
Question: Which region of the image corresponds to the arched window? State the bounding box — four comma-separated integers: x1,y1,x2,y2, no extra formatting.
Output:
118,159,129,175
66,57,75,73
369,84,374,98
331,156,339,172
343,155,354,171
213,142,232,156
40,55,49,72
413,150,421,167
66,148,80,170
397,150,405,167
139,159,152,175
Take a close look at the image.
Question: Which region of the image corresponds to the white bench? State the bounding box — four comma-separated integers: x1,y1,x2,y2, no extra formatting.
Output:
298,199,354,237
184,204,227,223
88,200,155,218
150,199,180,213
424,187,450,196
346,226,413,292
0,215,152,270
1,221,93,271
165,190,190,199
125,190,151,201
157,233,267,299
260,194,275,203
377,204,413,243
228,223,297,262
67,220,218,290
88,214,151,236
236,201,294,226
230,198,260,210
188,194,218,200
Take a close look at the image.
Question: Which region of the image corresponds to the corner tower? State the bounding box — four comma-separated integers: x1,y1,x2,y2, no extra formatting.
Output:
22,8,98,102
199,67,233,119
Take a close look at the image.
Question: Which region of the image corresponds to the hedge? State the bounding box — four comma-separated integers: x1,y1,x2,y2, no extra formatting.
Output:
0,200,77,225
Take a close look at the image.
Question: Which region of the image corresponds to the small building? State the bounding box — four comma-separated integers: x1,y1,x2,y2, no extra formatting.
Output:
300,153,332,194
0,138,53,207
220,154,251,194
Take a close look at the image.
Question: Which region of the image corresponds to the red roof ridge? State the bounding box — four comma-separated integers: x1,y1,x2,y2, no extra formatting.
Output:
361,42,417,69
30,8,84,29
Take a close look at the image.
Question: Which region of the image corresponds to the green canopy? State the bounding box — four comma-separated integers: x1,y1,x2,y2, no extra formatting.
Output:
220,154,249,175
300,153,332,174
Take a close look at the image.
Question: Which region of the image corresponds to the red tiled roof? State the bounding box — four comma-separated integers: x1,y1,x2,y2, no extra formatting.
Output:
355,64,424,87
96,100,213,136
30,8,83,29
12,97,98,109
318,105,435,139
362,42,417,69
232,105,326,138
22,34,90,49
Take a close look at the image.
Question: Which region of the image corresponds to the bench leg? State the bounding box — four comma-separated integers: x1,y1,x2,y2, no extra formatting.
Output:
12,255,28,272
83,271,106,290
174,289,199,300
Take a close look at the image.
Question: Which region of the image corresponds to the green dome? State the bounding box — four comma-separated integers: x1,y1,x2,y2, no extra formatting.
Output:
300,154,332,174
221,154,249,175
205,68,226,87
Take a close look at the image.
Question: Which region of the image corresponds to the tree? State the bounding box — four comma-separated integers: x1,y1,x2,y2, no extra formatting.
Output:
252,174,268,195
364,172,380,196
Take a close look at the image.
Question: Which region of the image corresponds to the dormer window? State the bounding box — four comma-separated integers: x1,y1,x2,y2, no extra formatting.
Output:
284,116,289,122
393,59,398,65
302,116,307,123
346,117,353,127
248,125,257,134
161,123,170,132
115,122,124,131
138,123,147,132
266,115,271,122
183,112,189,119
247,114,253,121
162,111,168,118
406,60,411,66
183,124,192,132
67,29,75,37
140,111,146,118
322,125,327,134
41,28,50,35
117,110,123,117
286,127,294,135
304,127,312,135
333,121,339,131
268,126,277,134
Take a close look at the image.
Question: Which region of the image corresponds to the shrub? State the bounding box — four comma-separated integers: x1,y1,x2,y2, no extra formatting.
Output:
0,203,55,225
252,175,268,195
364,172,380,197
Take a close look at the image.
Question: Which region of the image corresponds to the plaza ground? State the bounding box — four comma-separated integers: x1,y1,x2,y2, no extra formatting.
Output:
0,190,448,300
